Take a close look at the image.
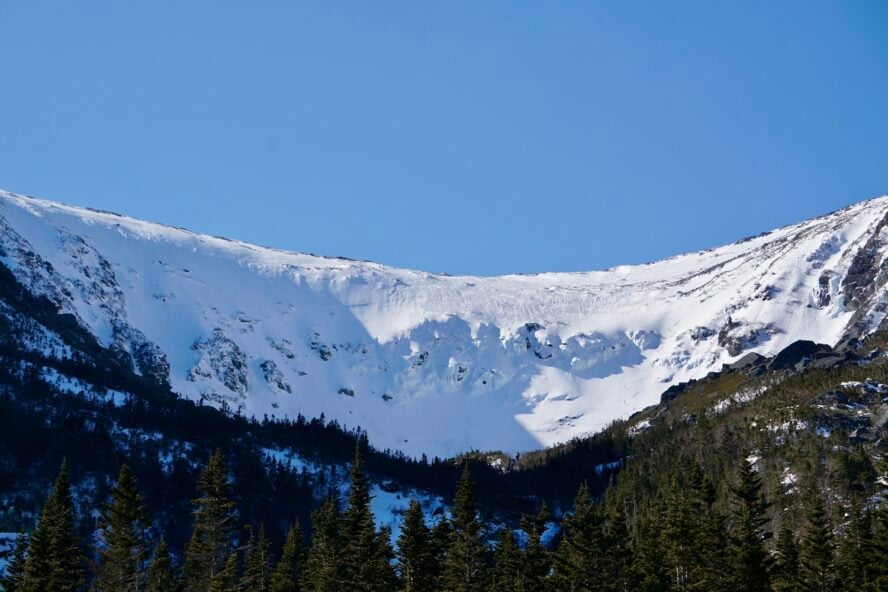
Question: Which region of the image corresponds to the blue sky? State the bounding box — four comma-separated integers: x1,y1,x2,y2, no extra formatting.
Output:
1,1,887,276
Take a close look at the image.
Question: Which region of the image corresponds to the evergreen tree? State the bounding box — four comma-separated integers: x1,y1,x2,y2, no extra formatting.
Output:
93,464,151,592
772,522,801,592
207,553,239,592
836,499,873,592
341,446,396,591
183,451,238,592
241,525,273,592
302,496,344,592
662,484,695,591
441,463,488,592
0,534,28,592
871,502,888,591
396,501,435,592
521,503,551,592
550,481,607,591
428,518,451,590
22,460,86,592
633,510,671,592
490,528,522,592
603,504,636,592
270,522,307,592
146,538,179,592
800,491,834,592
687,466,729,591
728,458,772,592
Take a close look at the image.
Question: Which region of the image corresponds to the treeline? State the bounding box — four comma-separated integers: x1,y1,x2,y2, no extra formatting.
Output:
6,445,888,592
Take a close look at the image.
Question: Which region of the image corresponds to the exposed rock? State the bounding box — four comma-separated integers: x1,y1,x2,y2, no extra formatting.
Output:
725,352,765,371
767,340,833,371
188,328,248,399
719,320,780,357
260,359,291,393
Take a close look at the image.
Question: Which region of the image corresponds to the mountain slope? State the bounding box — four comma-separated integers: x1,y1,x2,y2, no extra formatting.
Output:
2,189,887,456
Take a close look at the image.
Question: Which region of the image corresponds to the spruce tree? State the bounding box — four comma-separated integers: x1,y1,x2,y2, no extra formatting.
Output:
428,518,451,590
520,503,551,592
303,496,344,592
0,534,28,592
341,445,396,591
22,460,86,592
183,451,238,592
771,522,800,592
729,458,772,592
441,463,488,592
633,510,671,592
662,483,696,590
94,464,151,592
603,504,636,592
800,491,834,592
688,466,730,590
871,502,888,591
550,481,607,591
835,499,873,592
490,528,522,592
207,553,239,592
146,538,179,592
241,526,273,592
396,501,435,592
270,522,307,592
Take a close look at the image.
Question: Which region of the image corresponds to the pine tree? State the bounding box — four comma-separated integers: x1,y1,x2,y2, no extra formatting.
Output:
302,496,344,592
633,510,671,592
836,499,873,592
490,528,521,592
441,463,488,592
728,458,772,592
341,445,397,592
771,522,801,592
22,460,86,592
0,534,28,592
800,491,834,592
871,502,888,591
520,503,551,592
550,481,607,591
207,553,239,592
662,484,695,591
270,522,307,592
146,538,179,592
396,501,435,592
241,526,273,592
428,518,451,590
603,503,636,592
183,451,238,592
94,464,151,592
687,466,729,591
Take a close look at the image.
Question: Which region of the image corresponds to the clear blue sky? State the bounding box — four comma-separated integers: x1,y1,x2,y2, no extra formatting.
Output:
1,2,887,276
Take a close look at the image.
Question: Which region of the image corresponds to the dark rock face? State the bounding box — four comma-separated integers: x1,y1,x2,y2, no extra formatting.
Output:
188,328,249,401
843,212,888,311
718,319,780,357
816,272,833,308
725,352,766,371
841,212,888,339
768,340,833,371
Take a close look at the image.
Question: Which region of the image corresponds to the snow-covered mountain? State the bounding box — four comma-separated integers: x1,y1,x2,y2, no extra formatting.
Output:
2,189,888,457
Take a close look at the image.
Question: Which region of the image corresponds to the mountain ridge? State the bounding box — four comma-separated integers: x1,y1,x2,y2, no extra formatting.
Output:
2,188,888,456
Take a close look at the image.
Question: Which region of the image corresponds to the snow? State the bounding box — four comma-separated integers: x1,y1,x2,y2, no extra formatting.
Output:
1,189,888,457
841,380,888,394
0,533,17,575
260,447,445,537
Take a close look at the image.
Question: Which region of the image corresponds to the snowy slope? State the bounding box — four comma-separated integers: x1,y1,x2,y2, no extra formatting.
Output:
2,189,888,457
